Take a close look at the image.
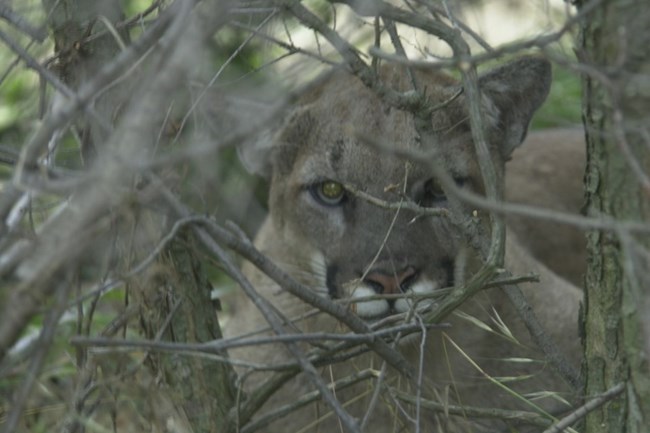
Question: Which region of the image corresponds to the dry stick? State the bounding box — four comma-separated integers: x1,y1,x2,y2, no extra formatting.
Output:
369,0,604,72
195,228,362,433
542,382,625,433
0,2,186,362
176,216,414,377
501,283,582,390
362,137,650,234
343,182,447,216
326,0,504,258
172,10,278,145
392,389,551,427
352,137,583,390
156,188,412,428
0,3,47,42
230,20,341,67
383,18,419,91
203,222,412,376
282,0,499,313
341,1,581,396
422,0,493,52
360,362,388,430
0,3,179,227
370,145,426,430
371,0,506,263
1,278,72,433
241,370,377,433
70,322,435,354
280,0,424,113
0,29,75,99
332,0,584,400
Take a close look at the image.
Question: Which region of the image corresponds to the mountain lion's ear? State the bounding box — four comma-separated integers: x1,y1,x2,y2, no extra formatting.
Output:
478,57,552,158
237,106,314,179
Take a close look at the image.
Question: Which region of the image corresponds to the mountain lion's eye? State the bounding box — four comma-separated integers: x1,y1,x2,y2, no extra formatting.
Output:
310,180,346,206
421,179,447,207
416,177,467,208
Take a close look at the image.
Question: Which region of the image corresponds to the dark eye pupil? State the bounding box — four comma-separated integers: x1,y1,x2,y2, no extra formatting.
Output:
425,179,445,199
416,178,449,208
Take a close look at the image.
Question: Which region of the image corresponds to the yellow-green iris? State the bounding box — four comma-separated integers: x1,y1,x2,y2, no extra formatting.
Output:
321,181,344,200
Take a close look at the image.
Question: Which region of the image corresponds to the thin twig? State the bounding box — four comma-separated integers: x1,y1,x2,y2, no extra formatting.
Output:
0,29,109,131
0,0,198,363
343,182,448,217
1,277,72,433
383,18,419,90
70,322,442,353
196,224,362,433
123,216,210,279
367,0,603,72
542,382,625,433
0,3,47,42
393,389,552,427
242,369,378,433
501,283,583,390
156,186,415,378
359,133,650,234
281,0,426,112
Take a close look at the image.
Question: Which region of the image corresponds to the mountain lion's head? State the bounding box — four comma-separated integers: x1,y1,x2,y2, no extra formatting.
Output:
246,57,551,320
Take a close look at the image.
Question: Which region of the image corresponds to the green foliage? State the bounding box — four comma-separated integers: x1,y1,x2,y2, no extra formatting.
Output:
120,0,155,16
532,63,582,129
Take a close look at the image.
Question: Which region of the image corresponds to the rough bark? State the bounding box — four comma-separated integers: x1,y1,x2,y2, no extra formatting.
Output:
41,0,129,160
41,2,238,431
579,0,650,432
133,235,237,433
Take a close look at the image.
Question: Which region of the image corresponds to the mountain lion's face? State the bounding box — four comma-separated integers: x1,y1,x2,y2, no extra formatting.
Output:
251,58,551,320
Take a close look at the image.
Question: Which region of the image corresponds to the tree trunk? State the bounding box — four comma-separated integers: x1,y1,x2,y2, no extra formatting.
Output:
580,1,650,432
41,2,238,431
41,0,129,161
133,235,238,433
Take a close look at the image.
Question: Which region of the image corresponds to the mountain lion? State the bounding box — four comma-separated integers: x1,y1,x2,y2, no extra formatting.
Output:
225,57,583,432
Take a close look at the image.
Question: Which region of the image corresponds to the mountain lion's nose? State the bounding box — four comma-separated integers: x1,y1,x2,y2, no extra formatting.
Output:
364,267,417,295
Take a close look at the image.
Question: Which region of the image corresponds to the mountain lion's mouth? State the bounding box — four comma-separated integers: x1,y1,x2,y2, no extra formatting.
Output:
322,257,454,320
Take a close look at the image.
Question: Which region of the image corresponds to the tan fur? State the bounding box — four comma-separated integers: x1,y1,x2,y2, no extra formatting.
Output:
225,59,583,433
506,128,587,286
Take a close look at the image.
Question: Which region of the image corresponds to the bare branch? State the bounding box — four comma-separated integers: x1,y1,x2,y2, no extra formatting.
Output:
1,277,73,433
195,219,363,433
542,383,626,433
0,3,47,42
242,370,378,433
501,284,583,390
393,389,553,427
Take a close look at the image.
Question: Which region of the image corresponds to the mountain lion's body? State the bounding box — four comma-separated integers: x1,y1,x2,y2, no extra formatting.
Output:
225,58,583,432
